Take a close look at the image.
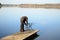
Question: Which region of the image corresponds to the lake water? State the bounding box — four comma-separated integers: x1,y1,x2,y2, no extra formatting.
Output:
0,8,60,40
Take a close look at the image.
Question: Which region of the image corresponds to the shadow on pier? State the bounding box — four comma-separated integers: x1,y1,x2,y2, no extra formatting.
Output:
24,33,39,40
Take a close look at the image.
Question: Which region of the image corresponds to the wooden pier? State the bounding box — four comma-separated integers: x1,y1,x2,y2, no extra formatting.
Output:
1,30,39,40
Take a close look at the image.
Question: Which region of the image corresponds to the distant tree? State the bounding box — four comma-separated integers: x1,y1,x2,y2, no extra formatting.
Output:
0,3,2,8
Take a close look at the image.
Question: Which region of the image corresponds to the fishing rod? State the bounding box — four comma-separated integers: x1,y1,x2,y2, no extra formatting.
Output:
0,3,60,9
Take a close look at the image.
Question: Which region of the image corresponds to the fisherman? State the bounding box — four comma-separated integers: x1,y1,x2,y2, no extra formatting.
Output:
20,16,28,32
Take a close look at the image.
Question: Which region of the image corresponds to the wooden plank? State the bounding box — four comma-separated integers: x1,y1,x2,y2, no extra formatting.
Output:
1,30,39,40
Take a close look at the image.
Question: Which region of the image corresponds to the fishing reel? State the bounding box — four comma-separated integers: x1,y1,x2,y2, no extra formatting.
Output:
25,23,33,30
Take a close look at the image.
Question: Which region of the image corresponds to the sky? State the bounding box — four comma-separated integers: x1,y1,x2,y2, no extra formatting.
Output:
0,0,60,4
